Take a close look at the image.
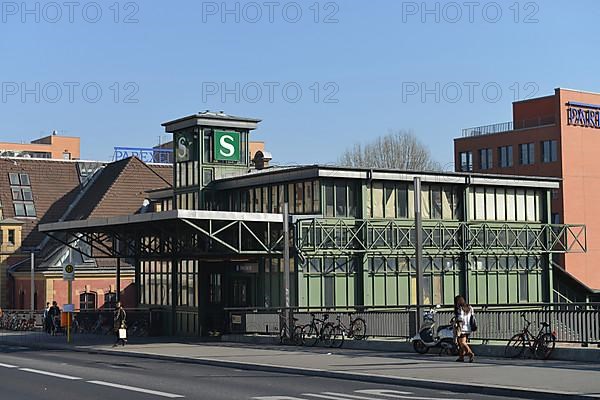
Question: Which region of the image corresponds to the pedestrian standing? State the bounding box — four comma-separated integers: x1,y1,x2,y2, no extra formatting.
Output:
43,302,51,334
49,301,61,336
454,295,475,363
113,301,127,347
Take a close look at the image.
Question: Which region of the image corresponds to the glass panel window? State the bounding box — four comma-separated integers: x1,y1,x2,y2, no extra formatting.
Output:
384,184,395,218
22,188,33,201
372,182,384,218
348,183,356,217
312,181,320,213
11,188,22,200
479,148,493,169
325,184,334,217
304,182,313,214
397,185,408,218
499,146,513,167
79,292,96,310
14,203,26,217
295,182,303,213
104,292,117,308
25,203,36,217
459,151,473,171
335,184,347,217
8,173,20,185
520,143,535,165
431,186,442,219
542,140,558,163
19,174,30,185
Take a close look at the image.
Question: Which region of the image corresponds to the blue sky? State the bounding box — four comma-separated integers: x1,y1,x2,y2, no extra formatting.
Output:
0,0,599,168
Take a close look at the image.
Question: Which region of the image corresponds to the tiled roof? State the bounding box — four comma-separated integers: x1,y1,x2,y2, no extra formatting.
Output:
0,158,81,249
65,157,172,221
6,156,172,274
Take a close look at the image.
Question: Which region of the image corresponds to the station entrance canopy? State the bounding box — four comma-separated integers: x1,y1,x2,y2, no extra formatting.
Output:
39,210,286,259
38,210,587,261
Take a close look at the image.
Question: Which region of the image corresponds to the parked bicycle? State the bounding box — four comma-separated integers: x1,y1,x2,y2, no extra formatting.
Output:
278,312,303,346
505,313,556,360
301,313,334,347
329,313,368,348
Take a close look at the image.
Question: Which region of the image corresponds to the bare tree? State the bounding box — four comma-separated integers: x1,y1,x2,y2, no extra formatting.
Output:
338,130,440,171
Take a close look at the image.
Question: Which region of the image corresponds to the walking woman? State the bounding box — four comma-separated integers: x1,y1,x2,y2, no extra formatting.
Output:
113,301,127,347
454,295,475,363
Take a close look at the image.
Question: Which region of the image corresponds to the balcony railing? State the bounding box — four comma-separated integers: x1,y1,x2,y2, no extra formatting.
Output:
462,116,556,138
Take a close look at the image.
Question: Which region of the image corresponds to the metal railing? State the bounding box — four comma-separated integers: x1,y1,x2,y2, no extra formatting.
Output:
226,303,600,346
461,116,556,138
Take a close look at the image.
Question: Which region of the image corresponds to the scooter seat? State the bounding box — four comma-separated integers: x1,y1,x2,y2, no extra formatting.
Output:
437,325,452,332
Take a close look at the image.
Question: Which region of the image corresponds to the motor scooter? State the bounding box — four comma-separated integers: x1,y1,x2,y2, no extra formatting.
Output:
411,305,458,356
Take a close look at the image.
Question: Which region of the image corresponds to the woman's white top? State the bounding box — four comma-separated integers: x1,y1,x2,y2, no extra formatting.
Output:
457,306,474,334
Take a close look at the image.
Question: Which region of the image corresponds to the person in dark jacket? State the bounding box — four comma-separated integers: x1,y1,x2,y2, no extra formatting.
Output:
113,301,127,347
48,301,61,336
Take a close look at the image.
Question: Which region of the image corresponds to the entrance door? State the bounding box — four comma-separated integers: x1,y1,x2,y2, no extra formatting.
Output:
231,277,251,307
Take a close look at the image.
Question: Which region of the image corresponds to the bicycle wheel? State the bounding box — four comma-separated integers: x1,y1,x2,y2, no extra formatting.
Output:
279,324,288,345
534,333,556,360
505,333,526,358
330,325,345,348
350,318,367,340
320,323,335,347
303,325,319,347
292,326,304,346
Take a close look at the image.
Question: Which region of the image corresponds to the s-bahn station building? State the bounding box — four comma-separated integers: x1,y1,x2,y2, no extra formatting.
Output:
40,111,586,336
455,88,600,302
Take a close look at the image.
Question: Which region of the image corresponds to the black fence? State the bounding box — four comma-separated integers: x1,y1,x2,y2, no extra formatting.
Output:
0,308,165,337
226,303,600,346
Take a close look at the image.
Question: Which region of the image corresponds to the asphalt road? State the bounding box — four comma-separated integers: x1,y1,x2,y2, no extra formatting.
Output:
0,345,530,400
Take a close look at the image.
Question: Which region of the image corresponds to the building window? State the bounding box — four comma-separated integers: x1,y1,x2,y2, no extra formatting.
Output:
459,151,473,171
479,148,493,170
9,172,36,217
498,146,513,168
7,229,15,245
80,292,97,310
542,140,558,163
104,292,117,308
519,143,535,165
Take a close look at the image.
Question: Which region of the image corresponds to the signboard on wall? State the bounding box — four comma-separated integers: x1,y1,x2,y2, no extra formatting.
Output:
214,130,241,161
566,102,600,129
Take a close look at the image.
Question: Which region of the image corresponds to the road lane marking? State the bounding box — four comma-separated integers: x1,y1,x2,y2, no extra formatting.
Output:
87,380,185,398
356,390,468,400
19,368,82,380
323,392,413,399
0,363,18,368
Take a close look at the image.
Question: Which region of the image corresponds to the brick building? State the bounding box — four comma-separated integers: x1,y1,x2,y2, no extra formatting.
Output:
0,132,80,160
0,156,172,310
454,88,600,301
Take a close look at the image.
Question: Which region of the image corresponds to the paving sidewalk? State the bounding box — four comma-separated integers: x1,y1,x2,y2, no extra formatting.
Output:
2,331,600,399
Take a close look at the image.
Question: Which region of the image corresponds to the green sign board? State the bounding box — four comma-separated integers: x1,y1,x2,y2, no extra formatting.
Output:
214,130,241,162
